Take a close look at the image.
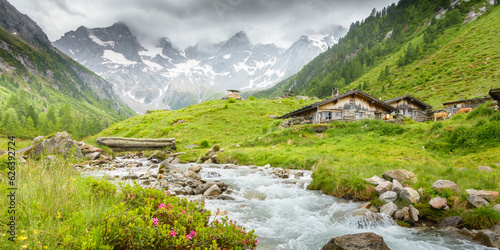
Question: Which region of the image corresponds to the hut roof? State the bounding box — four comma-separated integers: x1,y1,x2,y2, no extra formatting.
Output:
489,87,500,101
279,89,397,119
442,96,491,106
383,94,433,110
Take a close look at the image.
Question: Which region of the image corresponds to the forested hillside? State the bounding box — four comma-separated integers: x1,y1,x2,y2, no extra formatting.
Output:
257,0,499,107
0,0,135,139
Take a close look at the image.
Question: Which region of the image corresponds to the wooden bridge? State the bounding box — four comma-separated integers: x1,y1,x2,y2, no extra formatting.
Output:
96,137,176,152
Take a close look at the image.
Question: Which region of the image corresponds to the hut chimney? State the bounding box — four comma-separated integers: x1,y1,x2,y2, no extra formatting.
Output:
332,88,339,97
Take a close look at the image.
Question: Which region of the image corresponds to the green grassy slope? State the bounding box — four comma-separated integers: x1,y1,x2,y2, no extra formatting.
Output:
0,25,136,138
257,1,499,108
348,4,500,107
95,98,315,160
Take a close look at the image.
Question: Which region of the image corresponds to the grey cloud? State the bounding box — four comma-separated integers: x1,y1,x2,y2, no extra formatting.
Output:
10,0,395,49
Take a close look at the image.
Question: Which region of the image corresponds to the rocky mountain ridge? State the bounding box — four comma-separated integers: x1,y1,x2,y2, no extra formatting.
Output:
54,23,338,112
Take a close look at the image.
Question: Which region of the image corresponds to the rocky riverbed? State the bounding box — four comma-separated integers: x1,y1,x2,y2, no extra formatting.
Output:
75,155,497,250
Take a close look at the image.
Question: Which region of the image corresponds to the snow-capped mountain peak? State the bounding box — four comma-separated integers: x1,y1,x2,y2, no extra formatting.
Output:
54,24,337,113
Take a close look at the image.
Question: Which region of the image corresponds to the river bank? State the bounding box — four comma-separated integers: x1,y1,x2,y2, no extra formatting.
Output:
78,154,497,249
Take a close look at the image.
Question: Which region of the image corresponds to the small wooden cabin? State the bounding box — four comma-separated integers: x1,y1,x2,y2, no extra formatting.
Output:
279,89,397,123
442,96,491,115
384,94,432,122
227,90,242,99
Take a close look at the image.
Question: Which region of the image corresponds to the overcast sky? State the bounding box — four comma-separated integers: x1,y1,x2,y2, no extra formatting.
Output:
10,0,396,49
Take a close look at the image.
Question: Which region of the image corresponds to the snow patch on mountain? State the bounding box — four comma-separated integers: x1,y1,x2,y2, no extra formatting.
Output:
89,34,115,47
102,50,136,65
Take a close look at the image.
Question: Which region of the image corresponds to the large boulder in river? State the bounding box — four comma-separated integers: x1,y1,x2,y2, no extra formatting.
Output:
322,232,390,250
472,230,500,248
20,132,83,159
382,169,417,183
188,164,202,173
380,202,397,217
184,170,201,180
399,187,420,204
431,180,460,194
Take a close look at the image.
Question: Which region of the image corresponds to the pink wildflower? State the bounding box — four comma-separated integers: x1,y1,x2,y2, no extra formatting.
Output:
158,203,167,210
128,193,133,199
189,230,196,237
152,218,159,227
170,230,177,237
254,239,258,245
182,209,186,214
165,190,171,196
245,239,249,244
185,234,192,240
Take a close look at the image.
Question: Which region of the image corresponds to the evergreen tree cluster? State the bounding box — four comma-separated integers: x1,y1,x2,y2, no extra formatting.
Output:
0,87,107,139
258,0,482,99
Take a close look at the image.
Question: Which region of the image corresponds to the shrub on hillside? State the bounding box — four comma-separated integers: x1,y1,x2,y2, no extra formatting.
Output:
461,207,500,229
466,103,493,120
199,140,210,148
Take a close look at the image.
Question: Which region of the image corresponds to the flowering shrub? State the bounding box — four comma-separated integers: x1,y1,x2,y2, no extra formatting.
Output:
82,183,257,249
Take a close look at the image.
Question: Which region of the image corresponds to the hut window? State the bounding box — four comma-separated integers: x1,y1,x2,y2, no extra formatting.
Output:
355,112,363,120
332,111,342,119
322,111,332,120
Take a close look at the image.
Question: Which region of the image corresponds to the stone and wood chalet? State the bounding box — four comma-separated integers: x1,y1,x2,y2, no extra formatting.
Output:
383,94,433,122
442,96,492,115
489,87,500,102
279,89,397,123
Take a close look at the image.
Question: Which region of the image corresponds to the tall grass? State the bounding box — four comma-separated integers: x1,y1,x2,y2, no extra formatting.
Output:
0,157,118,249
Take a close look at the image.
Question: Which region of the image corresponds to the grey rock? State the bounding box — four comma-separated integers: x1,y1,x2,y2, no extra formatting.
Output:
365,175,387,186
440,216,462,228
322,232,390,250
429,196,448,210
382,169,417,183
494,204,500,213
391,179,404,194
85,152,101,160
431,180,460,194
478,166,492,172
402,207,410,221
409,205,419,222
379,191,398,203
466,189,499,202
375,181,393,195
188,164,202,173
394,210,404,220
380,202,397,217
23,132,83,159
467,195,490,208
33,136,45,144
472,230,500,248
203,184,222,196
184,170,201,180
400,187,420,204
458,228,475,238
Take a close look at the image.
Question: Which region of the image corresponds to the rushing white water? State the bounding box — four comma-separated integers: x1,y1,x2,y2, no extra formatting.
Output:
82,160,494,250
196,165,494,250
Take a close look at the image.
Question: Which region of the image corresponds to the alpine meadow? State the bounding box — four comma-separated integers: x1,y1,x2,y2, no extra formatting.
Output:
1,0,500,249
